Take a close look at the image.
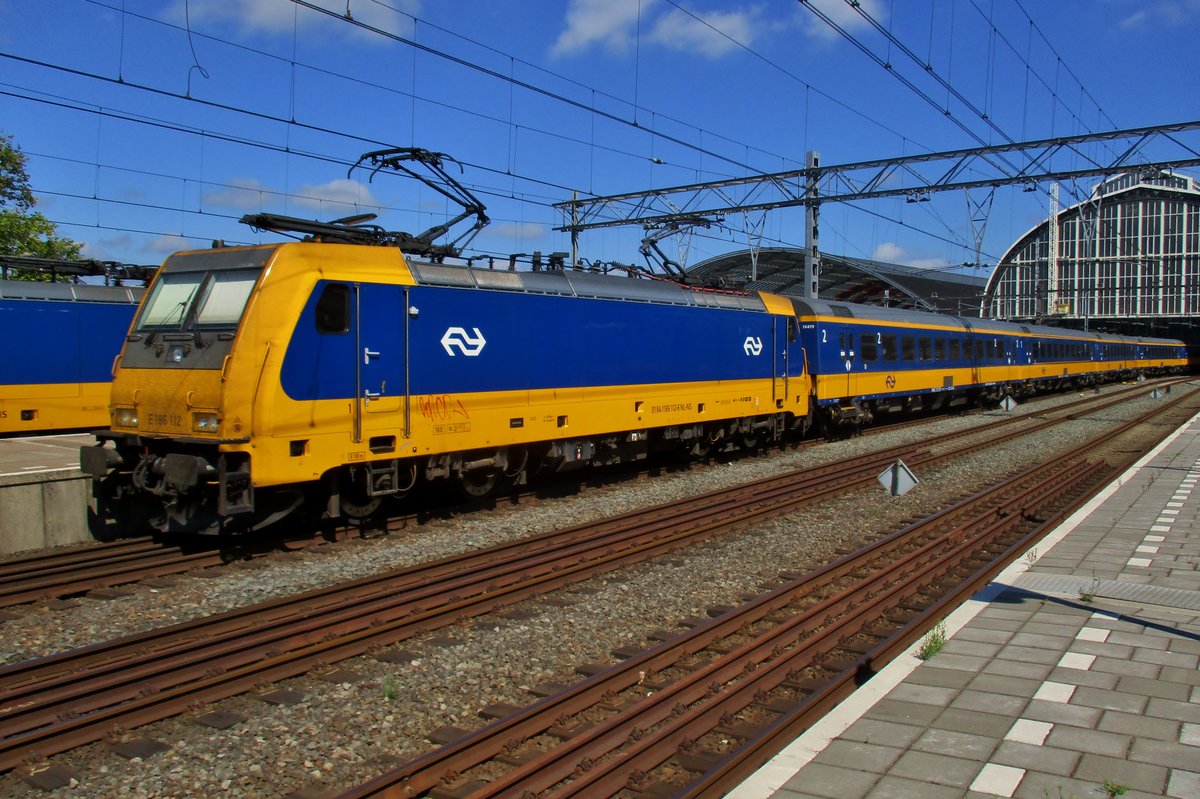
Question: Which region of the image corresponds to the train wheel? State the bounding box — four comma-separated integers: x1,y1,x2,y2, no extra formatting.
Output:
339,471,384,521
455,468,515,500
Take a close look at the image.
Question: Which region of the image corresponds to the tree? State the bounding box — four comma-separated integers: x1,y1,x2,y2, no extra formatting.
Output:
0,132,82,274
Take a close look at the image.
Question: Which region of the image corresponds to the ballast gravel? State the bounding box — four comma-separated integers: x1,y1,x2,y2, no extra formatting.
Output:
0,385,1177,799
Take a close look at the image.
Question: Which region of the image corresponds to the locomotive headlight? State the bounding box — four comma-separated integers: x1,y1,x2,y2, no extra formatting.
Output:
112,407,138,429
192,412,219,433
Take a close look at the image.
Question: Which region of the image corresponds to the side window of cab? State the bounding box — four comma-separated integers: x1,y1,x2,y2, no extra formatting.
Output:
315,283,349,334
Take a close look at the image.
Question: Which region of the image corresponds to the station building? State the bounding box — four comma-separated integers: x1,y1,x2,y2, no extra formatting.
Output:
687,248,988,316
984,171,1200,342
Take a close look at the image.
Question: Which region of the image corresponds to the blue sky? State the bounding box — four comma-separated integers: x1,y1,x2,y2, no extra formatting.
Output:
1,0,1198,274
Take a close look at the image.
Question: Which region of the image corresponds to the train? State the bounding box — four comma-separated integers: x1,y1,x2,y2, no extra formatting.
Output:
0,276,144,435
78,224,1188,535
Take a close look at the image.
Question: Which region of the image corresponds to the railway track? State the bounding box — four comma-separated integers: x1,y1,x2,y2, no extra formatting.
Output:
330,383,1200,798
0,379,1191,776
0,378,1181,611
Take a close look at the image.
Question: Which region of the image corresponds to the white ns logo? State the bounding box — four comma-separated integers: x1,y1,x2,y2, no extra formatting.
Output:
441,327,487,357
743,336,763,356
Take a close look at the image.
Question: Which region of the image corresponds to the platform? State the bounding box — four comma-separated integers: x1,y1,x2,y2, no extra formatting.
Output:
0,433,95,554
733,413,1200,799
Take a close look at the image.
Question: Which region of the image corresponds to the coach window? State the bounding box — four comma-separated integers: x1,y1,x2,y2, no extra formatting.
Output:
901,336,916,361
949,338,961,360
315,283,350,334
934,338,946,360
861,334,878,362
919,337,932,361
882,333,898,361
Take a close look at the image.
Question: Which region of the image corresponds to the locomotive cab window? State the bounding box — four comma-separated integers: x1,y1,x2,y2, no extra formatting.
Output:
315,283,350,334
135,268,260,332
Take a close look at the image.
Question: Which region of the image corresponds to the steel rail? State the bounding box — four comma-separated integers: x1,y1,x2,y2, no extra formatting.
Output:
332,386,1199,799
0,381,1186,772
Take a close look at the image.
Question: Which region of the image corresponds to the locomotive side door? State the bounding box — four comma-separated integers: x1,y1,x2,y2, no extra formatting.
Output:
772,315,789,404
352,283,406,441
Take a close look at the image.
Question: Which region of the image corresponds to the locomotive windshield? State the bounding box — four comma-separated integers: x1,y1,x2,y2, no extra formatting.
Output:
135,269,259,333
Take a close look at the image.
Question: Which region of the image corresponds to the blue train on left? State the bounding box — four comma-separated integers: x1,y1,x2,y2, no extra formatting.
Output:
0,259,148,435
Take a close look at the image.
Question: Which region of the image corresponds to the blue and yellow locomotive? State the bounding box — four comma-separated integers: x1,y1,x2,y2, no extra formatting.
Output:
81,233,813,532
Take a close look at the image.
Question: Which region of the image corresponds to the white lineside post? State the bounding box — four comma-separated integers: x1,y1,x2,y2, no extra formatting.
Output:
804,150,821,298
1047,182,1059,316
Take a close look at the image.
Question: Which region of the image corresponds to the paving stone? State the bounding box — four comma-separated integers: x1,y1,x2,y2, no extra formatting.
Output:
951,626,1015,645
863,775,965,799
949,689,1028,716
1021,700,1103,729
1009,632,1072,650
778,762,878,798
1074,752,1168,795
1145,697,1200,724
980,658,1054,681
1046,667,1118,690
965,673,1043,698
933,708,1019,738
906,666,975,689
989,740,1079,777
887,750,982,789
1090,657,1161,679
941,640,1004,658
1115,674,1193,701
1098,709,1180,741
866,699,943,727
1108,630,1170,650
812,739,902,774
1134,649,1199,669
996,645,1062,665
1045,726,1132,759
1168,769,1200,799
910,728,997,761
917,653,991,673
840,719,925,749
968,762,1024,797
886,683,959,708
1128,737,1200,770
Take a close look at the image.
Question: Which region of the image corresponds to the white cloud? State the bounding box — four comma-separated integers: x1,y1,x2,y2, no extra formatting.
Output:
176,0,420,38
552,0,658,56
871,241,945,270
486,221,548,241
796,0,887,42
202,178,277,210
145,234,194,254
872,242,904,262
292,178,380,212
1118,0,1200,29
648,7,757,57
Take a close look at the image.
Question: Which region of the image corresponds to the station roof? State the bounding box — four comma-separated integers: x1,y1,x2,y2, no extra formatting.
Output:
686,248,989,316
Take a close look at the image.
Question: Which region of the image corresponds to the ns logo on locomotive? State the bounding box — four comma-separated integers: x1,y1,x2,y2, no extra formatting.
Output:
79,148,1189,535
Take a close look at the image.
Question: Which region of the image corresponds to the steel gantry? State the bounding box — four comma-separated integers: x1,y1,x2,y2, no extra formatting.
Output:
554,121,1200,297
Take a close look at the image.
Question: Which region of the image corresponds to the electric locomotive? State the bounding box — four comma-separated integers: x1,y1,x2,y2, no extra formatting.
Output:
79,236,813,533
